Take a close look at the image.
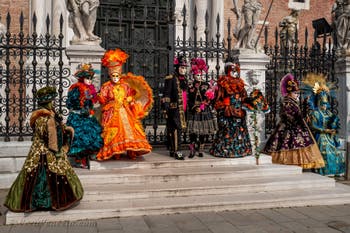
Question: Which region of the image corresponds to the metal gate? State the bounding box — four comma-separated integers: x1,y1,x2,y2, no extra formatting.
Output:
94,0,175,144
263,27,337,136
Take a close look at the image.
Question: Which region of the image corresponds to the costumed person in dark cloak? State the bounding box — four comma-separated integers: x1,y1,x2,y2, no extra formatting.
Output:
187,58,218,158
4,86,83,212
96,48,153,160
262,73,325,169
210,60,252,158
162,55,188,160
66,63,103,169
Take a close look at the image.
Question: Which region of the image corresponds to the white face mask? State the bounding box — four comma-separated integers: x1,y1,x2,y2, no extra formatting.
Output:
110,72,121,83
84,78,92,85
230,71,239,78
194,73,202,81
178,66,187,76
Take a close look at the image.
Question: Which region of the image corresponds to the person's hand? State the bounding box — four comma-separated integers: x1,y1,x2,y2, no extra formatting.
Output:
55,150,63,158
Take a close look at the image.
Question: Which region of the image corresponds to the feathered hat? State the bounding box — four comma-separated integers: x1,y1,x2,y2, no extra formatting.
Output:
36,86,58,104
300,73,336,110
101,48,129,75
280,73,299,97
74,63,95,81
190,58,208,75
174,55,188,67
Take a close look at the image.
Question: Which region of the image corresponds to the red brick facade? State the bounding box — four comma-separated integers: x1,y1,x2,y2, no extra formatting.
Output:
0,0,29,34
1,0,335,47
223,0,335,47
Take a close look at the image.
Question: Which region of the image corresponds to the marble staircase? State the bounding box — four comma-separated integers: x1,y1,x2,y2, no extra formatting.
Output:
5,149,350,224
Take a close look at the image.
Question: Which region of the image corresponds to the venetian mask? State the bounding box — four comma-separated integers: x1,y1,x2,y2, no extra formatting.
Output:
178,66,187,76
110,72,121,83
84,77,93,85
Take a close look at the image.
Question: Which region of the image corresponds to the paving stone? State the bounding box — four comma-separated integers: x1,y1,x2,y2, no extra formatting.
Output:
193,211,227,223
167,213,198,223
67,225,97,233
40,225,68,233
279,221,316,233
256,209,292,223
311,227,343,233
150,227,182,233
274,207,309,220
327,220,350,233
98,230,125,233
326,205,350,217
96,218,122,231
119,216,150,232
180,229,213,233
9,225,41,233
218,211,250,226
173,218,209,232
293,206,336,221
296,217,328,228
254,223,294,233
143,215,178,229
238,210,275,225
205,221,242,233
0,225,11,233
236,225,270,233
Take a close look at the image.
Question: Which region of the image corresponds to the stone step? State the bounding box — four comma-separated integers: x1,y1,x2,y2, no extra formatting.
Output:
76,164,302,185
89,153,272,170
82,173,335,201
6,183,350,224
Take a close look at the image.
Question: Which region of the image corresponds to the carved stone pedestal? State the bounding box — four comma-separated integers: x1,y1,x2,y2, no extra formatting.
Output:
335,50,350,179
66,44,105,89
233,49,270,158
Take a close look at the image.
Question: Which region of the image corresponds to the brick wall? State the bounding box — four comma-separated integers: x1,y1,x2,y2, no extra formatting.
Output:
223,0,335,48
0,0,29,34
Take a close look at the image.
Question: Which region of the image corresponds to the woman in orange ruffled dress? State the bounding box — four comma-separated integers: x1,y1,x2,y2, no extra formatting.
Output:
96,48,153,160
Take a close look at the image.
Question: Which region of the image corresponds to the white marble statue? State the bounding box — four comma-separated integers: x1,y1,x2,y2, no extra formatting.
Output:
332,0,350,50
66,0,101,44
232,0,262,49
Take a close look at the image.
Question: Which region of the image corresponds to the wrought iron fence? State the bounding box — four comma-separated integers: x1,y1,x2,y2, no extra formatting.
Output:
263,26,337,136
0,7,337,145
0,12,70,141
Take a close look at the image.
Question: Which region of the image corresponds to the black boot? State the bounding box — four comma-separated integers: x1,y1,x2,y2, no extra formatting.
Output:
188,143,195,158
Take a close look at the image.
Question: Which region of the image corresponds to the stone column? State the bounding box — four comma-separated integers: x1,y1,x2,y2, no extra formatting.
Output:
52,0,67,42
30,0,47,35
335,51,350,180
233,50,270,159
210,0,224,41
175,0,191,41
192,0,208,40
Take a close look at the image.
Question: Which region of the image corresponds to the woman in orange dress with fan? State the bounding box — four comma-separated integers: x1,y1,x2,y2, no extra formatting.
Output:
96,48,153,160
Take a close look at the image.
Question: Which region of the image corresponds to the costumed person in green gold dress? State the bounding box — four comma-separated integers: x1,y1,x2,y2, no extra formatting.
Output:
262,73,325,169
209,60,252,158
4,86,83,212
66,63,103,169
301,73,345,176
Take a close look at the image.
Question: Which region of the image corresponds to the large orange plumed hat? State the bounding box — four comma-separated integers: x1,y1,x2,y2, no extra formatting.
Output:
101,48,129,74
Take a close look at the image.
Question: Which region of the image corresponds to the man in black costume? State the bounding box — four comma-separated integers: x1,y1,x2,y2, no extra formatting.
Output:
162,56,188,160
